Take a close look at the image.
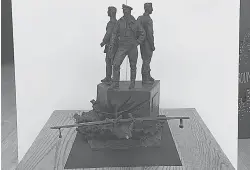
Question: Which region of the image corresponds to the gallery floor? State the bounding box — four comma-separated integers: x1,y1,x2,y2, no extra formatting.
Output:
238,139,250,170
1,63,18,170
1,63,249,170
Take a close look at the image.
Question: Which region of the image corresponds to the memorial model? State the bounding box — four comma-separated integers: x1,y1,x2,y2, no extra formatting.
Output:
51,3,189,150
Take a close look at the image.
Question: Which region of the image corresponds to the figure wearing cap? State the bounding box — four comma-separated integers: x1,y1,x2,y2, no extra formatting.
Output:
100,6,118,84
137,3,155,84
108,4,146,89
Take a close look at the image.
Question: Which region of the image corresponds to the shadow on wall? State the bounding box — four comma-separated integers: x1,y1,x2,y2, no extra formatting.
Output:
1,0,15,65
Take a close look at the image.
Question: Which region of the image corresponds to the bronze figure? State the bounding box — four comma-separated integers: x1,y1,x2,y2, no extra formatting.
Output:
108,4,146,89
137,3,155,84
100,6,118,84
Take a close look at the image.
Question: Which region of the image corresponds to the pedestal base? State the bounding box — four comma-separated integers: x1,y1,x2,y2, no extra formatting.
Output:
96,80,160,118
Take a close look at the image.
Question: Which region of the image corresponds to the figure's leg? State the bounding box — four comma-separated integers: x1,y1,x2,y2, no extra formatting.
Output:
148,51,154,82
128,46,138,89
109,48,127,89
101,53,112,84
140,45,146,81
141,41,154,84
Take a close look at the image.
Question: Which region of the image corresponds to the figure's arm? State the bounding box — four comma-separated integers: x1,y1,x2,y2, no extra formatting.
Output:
101,22,115,45
109,22,119,47
146,19,155,50
107,22,119,57
136,21,146,45
137,16,141,25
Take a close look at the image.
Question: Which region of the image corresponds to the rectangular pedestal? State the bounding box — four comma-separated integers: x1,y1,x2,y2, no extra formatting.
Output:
96,81,160,118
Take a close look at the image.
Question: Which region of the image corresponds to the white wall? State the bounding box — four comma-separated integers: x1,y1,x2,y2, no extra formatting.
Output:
12,0,239,167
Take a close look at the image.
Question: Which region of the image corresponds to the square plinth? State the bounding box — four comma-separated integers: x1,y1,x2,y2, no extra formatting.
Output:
96,80,160,118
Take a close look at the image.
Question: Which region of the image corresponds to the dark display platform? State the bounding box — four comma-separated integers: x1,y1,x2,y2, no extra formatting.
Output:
64,121,182,169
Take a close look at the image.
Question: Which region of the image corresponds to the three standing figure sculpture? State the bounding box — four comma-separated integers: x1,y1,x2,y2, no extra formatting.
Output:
100,3,155,89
